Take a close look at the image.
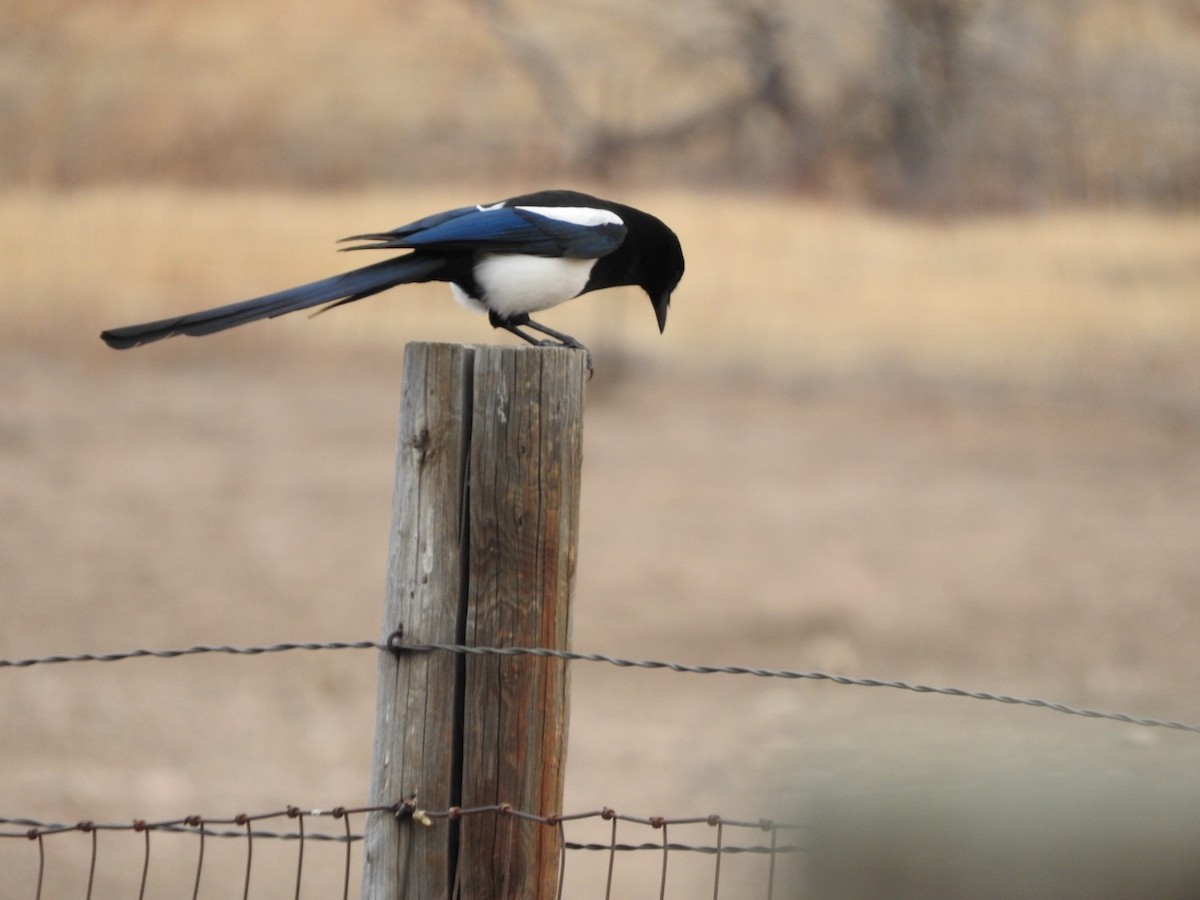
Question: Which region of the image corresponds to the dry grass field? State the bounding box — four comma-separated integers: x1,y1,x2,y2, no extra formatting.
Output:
3,185,1200,894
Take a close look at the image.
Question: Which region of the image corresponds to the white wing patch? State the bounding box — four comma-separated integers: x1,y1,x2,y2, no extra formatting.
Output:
515,206,623,228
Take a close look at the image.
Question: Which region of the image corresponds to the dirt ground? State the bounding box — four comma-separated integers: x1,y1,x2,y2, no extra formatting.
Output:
3,324,1199,895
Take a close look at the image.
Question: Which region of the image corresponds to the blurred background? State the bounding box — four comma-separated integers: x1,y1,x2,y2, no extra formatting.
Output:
3,0,1200,895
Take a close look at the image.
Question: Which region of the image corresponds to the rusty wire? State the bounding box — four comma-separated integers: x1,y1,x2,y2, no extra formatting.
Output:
2,637,1198,736
2,804,800,899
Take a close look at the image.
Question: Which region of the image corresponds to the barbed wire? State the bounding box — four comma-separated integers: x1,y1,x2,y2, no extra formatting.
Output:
2,637,1198,735
0,804,802,900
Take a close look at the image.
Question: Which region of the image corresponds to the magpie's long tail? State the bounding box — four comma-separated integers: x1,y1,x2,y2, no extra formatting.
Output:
100,255,443,349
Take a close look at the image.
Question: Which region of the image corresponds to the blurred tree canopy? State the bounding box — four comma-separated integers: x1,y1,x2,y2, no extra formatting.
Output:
3,0,1198,209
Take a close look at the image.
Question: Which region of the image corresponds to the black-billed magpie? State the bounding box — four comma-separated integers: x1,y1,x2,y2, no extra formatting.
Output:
100,189,685,359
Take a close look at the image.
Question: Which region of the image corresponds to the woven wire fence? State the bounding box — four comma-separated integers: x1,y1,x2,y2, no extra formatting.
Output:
1,805,802,900
4,638,1199,898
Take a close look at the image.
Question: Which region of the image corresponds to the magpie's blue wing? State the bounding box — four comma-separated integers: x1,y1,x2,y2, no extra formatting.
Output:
369,204,479,239
342,205,627,259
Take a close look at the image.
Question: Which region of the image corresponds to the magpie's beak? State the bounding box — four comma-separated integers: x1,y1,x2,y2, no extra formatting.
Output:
655,293,671,333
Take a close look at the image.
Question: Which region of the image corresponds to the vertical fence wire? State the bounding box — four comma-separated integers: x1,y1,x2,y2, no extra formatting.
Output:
84,826,96,900
450,810,466,900
604,812,618,899
339,809,352,900
712,818,724,900
658,820,669,900
555,819,568,900
766,822,778,900
137,822,150,900
190,817,205,900
240,815,253,900
290,807,305,900
34,832,45,900
501,806,516,899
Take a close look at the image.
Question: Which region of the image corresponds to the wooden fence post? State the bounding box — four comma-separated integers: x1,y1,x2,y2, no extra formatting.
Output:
361,342,586,900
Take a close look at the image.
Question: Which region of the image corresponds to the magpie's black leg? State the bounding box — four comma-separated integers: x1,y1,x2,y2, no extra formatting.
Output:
490,312,594,373
518,317,582,346
493,318,543,347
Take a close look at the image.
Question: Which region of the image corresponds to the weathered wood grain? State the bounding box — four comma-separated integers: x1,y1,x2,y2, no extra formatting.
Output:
362,343,585,899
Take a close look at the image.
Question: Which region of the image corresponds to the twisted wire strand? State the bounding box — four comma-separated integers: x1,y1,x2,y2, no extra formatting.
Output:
0,641,378,667
2,639,1197,735
406,642,1200,735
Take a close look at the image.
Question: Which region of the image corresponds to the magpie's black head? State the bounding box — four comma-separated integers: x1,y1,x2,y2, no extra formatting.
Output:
559,193,684,332
628,209,685,333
